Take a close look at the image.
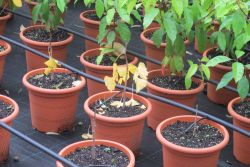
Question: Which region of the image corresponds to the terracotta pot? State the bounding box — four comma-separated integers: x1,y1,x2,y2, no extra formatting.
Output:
0,12,12,35
0,40,11,81
204,47,238,105
140,27,189,71
80,10,100,50
20,25,74,71
80,48,138,96
22,68,86,133
0,95,19,162
84,91,152,154
147,69,204,130
156,115,229,167
56,139,135,167
228,97,250,165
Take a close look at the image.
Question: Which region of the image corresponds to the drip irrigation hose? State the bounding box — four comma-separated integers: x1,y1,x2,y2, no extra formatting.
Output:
0,35,249,138
6,9,250,98
0,121,78,167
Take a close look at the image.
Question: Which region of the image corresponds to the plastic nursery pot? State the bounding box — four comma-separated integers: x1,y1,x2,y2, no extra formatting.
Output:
203,47,239,105
84,91,152,155
147,69,204,130
156,115,229,167
80,10,100,50
22,68,86,133
0,95,19,162
194,21,220,54
0,12,12,35
0,40,11,81
228,97,250,165
56,139,135,167
80,48,138,96
19,25,74,71
140,27,190,71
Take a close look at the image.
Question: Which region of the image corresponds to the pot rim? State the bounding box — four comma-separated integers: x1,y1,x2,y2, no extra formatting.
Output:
147,69,204,95
156,115,229,154
228,97,250,124
0,12,12,21
84,91,152,124
203,47,232,71
140,27,190,48
19,25,74,47
0,95,19,123
56,139,135,167
80,10,100,26
0,40,12,57
80,48,139,71
22,68,86,94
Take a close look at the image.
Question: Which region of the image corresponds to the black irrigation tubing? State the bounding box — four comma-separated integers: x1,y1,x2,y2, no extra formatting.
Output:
0,121,78,167
6,9,250,97
0,35,249,138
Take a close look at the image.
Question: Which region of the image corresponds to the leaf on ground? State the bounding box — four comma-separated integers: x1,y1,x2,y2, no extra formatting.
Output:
125,98,140,106
140,105,146,109
20,25,26,32
110,101,123,108
32,74,44,80
72,80,82,87
81,133,93,140
46,132,60,135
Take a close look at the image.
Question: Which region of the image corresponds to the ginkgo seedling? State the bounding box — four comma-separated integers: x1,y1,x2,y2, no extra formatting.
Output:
44,57,60,75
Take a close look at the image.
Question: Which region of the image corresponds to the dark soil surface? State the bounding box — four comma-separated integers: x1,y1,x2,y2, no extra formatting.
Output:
233,101,250,118
27,73,80,89
23,28,70,42
84,12,100,21
208,49,250,66
0,45,6,52
64,145,129,167
149,75,198,90
162,121,224,148
90,97,147,118
85,55,133,66
0,100,14,119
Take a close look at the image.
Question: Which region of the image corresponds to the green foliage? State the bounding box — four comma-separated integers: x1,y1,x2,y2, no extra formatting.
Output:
31,0,68,30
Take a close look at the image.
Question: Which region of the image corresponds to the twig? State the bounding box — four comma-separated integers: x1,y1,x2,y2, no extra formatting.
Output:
181,117,207,135
93,91,122,110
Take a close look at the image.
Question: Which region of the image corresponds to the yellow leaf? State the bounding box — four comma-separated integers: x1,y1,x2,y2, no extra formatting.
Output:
117,66,129,83
128,64,137,74
44,57,59,75
105,42,126,57
137,62,148,80
81,133,93,140
135,78,147,93
110,101,123,108
12,0,22,7
113,63,119,81
125,98,140,106
104,76,116,91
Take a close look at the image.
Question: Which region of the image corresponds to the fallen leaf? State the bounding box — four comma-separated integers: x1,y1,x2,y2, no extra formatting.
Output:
20,24,25,32
72,80,81,87
81,133,93,139
140,105,146,109
110,101,123,108
125,98,140,106
46,132,60,135
32,74,44,80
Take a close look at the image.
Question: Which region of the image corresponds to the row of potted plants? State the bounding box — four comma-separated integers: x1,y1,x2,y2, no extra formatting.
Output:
0,0,249,166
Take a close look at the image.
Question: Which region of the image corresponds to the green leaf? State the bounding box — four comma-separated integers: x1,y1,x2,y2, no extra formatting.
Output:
127,0,137,14
184,8,193,34
172,0,184,18
97,17,107,43
206,56,231,67
201,64,210,79
56,0,66,13
95,0,104,18
195,26,207,52
201,56,209,63
174,35,186,57
117,8,130,23
106,8,115,25
216,71,233,90
131,10,142,22
235,50,245,59
32,4,42,23
245,64,250,70
218,31,226,51
116,22,131,43
185,61,198,89
96,55,103,65
237,77,249,100
232,62,244,83
107,31,116,45
162,56,170,67
164,13,177,44
151,28,164,48
232,11,246,36
173,56,184,72
143,8,159,29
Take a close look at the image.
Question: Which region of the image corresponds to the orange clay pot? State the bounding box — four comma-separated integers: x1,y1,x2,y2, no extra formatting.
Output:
156,115,229,167
228,97,250,165
56,139,135,167
80,10,100,50
84,91,152,154
0,40,11,81
147,69,204,130
0,12,12,35
140,27,189,71
194,21,220,54
204,47,238,105
22,68,86,133
0,95,19,162
80,48,138,96
20,25,74,71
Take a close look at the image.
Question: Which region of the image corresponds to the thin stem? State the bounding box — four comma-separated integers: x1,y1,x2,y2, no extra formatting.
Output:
122,44,128,109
